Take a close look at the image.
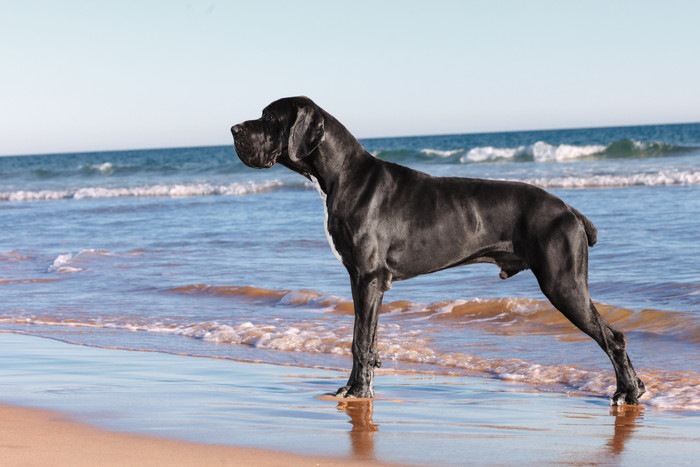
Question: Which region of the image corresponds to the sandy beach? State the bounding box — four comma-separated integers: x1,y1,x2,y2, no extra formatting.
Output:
0,403,383,466
1,332,698,466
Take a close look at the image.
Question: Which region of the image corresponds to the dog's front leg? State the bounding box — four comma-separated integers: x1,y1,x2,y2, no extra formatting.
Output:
336,274,385,398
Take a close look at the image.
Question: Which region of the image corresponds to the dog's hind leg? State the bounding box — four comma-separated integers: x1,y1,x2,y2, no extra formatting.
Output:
549,294,645,405
336,272,386,399
530,221,645,405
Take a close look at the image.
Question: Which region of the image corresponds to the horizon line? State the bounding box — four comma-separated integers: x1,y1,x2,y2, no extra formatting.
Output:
2,119,699,158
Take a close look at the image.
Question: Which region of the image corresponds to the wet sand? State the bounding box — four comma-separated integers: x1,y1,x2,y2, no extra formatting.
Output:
1,332,698,465
0,404,383,466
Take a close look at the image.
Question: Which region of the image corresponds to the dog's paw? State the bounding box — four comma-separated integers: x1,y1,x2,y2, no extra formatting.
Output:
336,385,374,399
611,383,646,406
610,393,629,406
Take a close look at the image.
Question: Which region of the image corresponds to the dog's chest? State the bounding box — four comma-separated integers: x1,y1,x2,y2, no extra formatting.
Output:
309,175,344,265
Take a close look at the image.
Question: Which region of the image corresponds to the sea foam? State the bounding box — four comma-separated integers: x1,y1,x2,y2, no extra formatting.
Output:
0,180,284,202
6,280,700,409
47,253,83,273
47,249,113,273
525,170,700,188
4,313,698,410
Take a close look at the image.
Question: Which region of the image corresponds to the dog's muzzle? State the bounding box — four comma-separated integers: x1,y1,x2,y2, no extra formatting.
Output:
231,124,276,169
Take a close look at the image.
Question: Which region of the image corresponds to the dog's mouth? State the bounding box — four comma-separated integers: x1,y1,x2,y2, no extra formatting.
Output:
233,139,279,169
237,152,275,169
259,150,282,168
253,157,277,169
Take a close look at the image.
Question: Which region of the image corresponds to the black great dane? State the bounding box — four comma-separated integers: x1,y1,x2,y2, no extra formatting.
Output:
231,96,646,405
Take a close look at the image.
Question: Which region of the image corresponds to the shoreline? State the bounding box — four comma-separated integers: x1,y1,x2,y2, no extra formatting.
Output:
1,332,698,465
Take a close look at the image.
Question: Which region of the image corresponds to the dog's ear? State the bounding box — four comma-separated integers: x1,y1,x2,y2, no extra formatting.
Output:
288,104,325,161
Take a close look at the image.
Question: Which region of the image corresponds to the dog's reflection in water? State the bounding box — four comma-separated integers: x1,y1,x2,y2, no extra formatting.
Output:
334,397,644,463
336,400,378,461
607,404,643,456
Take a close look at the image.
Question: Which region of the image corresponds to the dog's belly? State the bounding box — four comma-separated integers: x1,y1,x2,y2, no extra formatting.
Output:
386,230,522,281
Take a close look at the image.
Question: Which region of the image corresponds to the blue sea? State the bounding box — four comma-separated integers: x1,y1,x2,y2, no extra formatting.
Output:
1,123,699,410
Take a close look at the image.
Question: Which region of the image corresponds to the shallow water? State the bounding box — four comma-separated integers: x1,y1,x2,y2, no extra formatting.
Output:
1,334,698,465
1,123,699,410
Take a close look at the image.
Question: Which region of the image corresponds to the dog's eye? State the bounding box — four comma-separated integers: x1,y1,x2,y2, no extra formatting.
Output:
262,113,274,123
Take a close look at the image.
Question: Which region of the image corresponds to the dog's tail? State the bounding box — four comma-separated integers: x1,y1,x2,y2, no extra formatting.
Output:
570,207,598,247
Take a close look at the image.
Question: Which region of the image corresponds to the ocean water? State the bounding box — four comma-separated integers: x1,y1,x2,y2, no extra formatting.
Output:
1,123,699,411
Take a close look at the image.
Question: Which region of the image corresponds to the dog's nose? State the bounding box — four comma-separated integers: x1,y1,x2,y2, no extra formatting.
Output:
231,124,243,136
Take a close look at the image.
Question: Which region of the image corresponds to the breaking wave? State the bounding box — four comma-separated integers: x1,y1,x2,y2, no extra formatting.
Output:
372,140,692,164
46,249,115,273
4,171,699,202
524,170,700,188
3,283,699,410
0,180,284,202
167,285,700,344
461,141,607,163
79,162,116,175
462,140,686,163
3,308,698,410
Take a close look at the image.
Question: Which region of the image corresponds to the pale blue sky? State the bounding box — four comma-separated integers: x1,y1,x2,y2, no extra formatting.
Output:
1,0,698,156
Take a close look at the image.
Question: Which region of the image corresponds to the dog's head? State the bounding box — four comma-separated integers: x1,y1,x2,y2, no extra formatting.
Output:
231,96,325,169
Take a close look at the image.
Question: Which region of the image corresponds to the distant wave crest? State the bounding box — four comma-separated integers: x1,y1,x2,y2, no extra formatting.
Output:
79,162,115,174
462,141,607,163
372,139,691,164
461,140,686,163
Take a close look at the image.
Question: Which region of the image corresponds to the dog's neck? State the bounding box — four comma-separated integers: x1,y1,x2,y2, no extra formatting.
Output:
281,113,373,195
